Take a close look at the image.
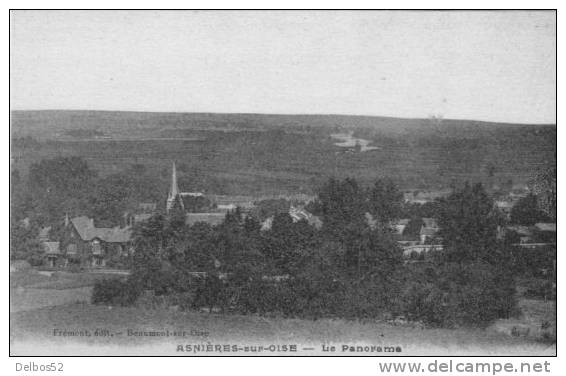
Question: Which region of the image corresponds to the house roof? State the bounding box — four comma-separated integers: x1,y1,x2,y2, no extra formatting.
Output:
261,216,273,231
534,223,556,232
138,202,157,212
420,218,440,237
260,209,322,231
495,201,514,209
43,241,61,255
422,218,439,229
289,206,322,229
420,227,438,236
70,216,132,243
185,212,226,227
391,219,410,234
134,213,152,223
180,192,204,197
308,215,323,230
507,225,533,237
19,217,31,228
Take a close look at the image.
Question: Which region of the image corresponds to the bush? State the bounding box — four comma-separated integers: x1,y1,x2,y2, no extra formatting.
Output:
176,291,197,311
511,246,556,278
281,273,344,318
67,263,83,273
523,279,556,301
105,255,132,269
231,270,399,320
91,278,141,306
27,252,45,267
136,289,184,309
401,262,517,327
192,274,226,311
236,279,279,315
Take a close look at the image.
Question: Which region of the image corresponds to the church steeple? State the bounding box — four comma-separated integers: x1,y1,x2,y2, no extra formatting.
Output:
167,161,184,213
170,161,180,198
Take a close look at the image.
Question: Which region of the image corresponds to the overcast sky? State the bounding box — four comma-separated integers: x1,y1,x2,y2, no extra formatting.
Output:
10,11,556,124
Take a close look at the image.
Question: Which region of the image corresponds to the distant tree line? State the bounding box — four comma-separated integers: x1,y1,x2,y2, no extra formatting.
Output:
509,193,552,226
11,157,164,227
10,157,165,265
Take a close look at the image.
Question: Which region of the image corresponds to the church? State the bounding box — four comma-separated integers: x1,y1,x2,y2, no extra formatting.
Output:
166,162,226,226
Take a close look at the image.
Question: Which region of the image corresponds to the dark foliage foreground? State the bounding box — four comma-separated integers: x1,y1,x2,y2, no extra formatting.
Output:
91,278,140,307
91,179,526,328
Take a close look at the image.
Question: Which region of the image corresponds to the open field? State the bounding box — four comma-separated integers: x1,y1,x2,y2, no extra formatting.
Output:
10,270,111,290
9,270,556,356
11,110,556,195
10,270,122,312
10,301,555,356
10,269,126,290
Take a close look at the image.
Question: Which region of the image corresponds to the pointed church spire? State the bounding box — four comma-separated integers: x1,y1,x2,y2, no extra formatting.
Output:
170,161,179,198
167,161,184,213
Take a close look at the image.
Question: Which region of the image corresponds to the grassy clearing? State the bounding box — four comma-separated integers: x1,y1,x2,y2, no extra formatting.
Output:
10,270,121,290
489,300,555,341
9,268,556,355
10,300,555,356
10,287,92,313
9,271,53,288
10,270,122,313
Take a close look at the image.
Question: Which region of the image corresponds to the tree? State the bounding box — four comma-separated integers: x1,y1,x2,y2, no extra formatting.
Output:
10,221,45,265
251,198,290,221
11,168,21,188
28,156,96,195
10,189,35,223
510,193,551,226
87,175,131,227
368,179,403,224
88,167,164,227
166,196,187,234
262,213,320,275
215,208,264,275
361,229,404,278
130,214,185,294
401,262,517,327
316,177,367,241
181,222,217,271
27,156,96,222
437,183,502,264
417,182,519,327
243,215,261,237
532,166,556,221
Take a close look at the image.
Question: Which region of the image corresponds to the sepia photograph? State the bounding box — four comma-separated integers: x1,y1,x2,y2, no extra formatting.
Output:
9,10,556,357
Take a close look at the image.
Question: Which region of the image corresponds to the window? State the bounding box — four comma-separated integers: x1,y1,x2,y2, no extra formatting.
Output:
66,244,77,254
92,240,102,254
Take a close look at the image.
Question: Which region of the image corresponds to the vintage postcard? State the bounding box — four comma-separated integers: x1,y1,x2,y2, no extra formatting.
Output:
9,10,556,356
